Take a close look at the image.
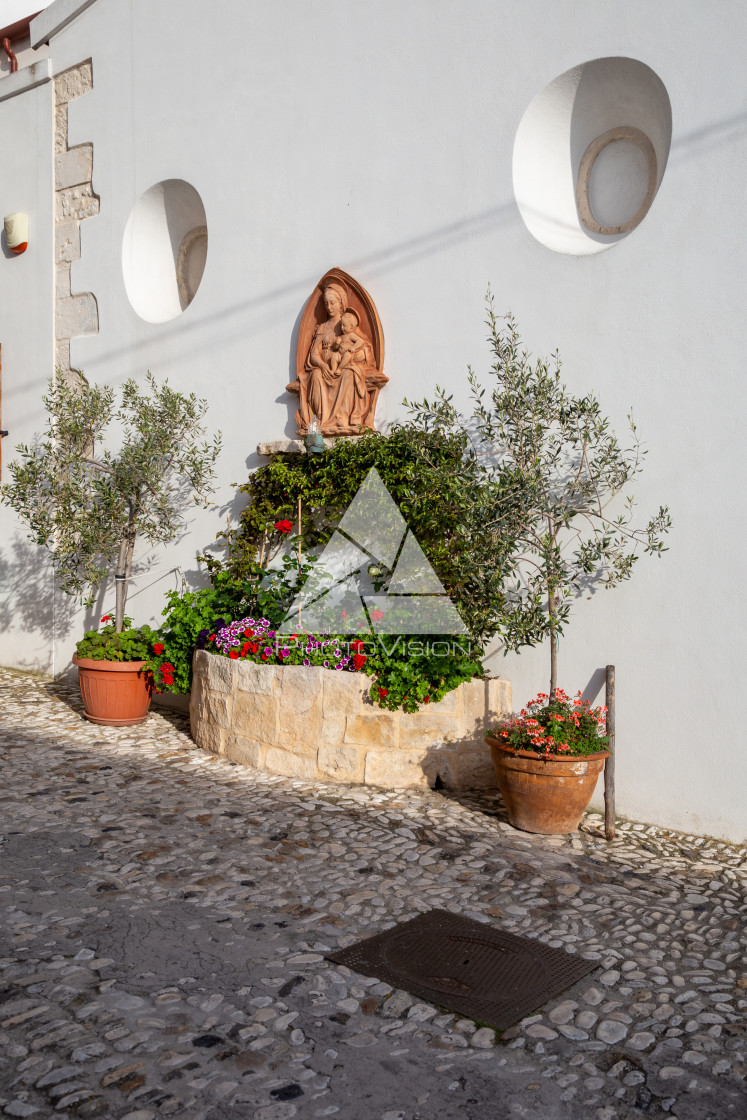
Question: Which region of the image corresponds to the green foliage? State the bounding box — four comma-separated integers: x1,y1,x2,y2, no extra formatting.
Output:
362,639,483,713
76,616,160,665
404,294,671,691
0,372,222,633
216,425,520,647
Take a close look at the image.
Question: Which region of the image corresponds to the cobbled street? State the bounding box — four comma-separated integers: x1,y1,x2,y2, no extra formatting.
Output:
0,667,745,1120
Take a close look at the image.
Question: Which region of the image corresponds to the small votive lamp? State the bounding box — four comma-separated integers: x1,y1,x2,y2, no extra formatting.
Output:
4,212,28,254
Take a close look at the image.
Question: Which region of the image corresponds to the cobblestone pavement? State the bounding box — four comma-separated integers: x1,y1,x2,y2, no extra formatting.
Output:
0,666,745,1120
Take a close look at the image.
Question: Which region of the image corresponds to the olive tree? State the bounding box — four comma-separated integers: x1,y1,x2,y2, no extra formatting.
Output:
1,372,221,631
405,296,671,695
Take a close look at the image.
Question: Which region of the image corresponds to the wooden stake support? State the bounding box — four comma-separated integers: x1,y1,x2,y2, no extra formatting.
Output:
604,664,616,841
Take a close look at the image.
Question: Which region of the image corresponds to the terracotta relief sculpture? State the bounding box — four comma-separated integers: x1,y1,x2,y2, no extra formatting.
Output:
287,268,388,436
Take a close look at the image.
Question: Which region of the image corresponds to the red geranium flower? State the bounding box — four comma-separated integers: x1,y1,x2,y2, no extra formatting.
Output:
370,609,384,621
100,614,112,623
353,654,367,670
350,640,364,652
274,519,293,534
378,687,388,697
153,643,165,655
161,663,175,673
424,695,430,704
229,650,239,660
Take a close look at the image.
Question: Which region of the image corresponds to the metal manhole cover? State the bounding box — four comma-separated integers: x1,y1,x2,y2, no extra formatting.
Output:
326,909,598,1029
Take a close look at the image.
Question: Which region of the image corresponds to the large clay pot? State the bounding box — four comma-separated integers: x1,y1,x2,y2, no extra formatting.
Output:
487,736,610,834
73,654,153,726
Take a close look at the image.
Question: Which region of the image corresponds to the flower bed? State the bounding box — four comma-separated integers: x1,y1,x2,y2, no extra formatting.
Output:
190,650,511,789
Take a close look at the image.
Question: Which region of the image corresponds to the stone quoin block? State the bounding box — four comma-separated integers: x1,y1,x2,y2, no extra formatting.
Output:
55,294,98,339
55,144,93,190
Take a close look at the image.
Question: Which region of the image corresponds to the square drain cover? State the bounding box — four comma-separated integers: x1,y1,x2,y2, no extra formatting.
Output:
326,909,597,1029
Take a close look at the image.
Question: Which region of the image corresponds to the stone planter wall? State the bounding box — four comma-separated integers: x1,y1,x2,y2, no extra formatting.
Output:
190,650,511,789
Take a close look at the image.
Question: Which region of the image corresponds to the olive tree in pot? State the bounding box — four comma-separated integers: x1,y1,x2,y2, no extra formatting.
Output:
405,296,671,832
0,372,221,725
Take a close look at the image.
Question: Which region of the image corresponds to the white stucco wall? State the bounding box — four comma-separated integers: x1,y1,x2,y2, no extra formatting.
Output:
0,66,55,673
1,0,745,839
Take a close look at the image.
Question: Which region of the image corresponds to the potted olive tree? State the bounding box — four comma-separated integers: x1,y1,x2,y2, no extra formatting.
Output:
405,297,671,832
1,372,220,725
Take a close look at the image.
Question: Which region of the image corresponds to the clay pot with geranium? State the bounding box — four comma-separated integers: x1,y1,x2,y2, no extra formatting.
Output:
486,689,610,833
0,372,220,726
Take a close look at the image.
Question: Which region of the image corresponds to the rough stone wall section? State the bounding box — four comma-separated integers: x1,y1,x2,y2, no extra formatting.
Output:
54,61,99,376
190,650,512,789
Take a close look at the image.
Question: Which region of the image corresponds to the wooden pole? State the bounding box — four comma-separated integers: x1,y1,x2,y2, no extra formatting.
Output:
297,495,302,631
604,664,616,841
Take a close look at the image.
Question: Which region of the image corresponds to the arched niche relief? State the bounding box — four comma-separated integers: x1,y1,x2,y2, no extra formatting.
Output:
287,267,388,437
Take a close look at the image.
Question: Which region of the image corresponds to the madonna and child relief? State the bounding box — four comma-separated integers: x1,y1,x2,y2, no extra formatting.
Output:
287,268,388,436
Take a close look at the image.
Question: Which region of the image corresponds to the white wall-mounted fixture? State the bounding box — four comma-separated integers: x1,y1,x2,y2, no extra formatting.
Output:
4,211,28,254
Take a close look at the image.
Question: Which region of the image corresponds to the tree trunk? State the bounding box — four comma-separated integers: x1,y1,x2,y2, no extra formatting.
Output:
548,589,557,699
114,538,128,632
115,508,137,633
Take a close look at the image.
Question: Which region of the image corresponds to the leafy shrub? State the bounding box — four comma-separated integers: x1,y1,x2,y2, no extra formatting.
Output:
76,615,160,665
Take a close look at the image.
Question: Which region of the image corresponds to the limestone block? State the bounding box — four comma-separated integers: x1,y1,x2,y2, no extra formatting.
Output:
55,144,93,189
488,677,512,717
425,689,460,715
319,715,346,746
344,713,397,748
56,184,99,222
55,339,70,371
224,735,267,770
264,747,319,780
364,748,433,789
233,691,278,745
278,666,324,750
322,670,370,716
54,62,92,106
205,692,231,730
56,293,98,339
56,265,71,298
236,659,277,695
55,221,80,265
192,716,223,756
461,677,490,732
318,743,366,783
454,746,497,790
55,103,67,153
205,653,236,693
189,665,205,716
428,748,459,788
399,713,461,749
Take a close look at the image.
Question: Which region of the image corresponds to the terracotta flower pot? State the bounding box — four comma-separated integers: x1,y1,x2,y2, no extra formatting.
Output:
487,736,610,834
73,653,153,726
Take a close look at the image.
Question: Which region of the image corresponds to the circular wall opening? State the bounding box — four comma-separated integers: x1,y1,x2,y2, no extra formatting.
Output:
512,57,672,255
122,179,208,322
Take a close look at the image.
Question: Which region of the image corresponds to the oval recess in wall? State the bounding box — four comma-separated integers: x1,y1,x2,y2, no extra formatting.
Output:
122,179,208,322
512,57,672,256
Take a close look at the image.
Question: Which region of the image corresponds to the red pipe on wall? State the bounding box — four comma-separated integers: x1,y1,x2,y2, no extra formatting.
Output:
2,38,18,73
0,12,42,74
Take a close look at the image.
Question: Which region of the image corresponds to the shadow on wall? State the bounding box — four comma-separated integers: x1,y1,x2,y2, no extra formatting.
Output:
0,536,69,641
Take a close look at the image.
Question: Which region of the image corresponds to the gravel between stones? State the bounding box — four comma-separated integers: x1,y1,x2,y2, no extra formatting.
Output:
0,667,745,1120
